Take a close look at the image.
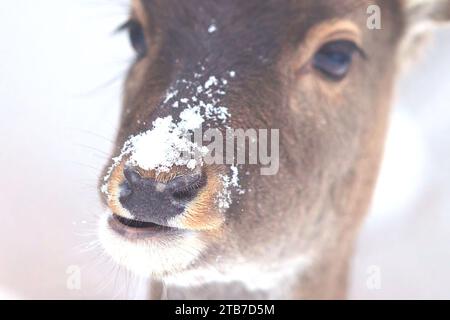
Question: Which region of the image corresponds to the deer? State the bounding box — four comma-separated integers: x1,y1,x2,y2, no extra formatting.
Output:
97,0,450,299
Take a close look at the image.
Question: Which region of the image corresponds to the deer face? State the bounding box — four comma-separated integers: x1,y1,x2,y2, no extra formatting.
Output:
98,0,449,289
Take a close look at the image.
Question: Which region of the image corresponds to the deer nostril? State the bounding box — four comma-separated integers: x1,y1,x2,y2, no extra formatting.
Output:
118,180,133,200
171,173,206,202
123,167,142,186
118,167,141,202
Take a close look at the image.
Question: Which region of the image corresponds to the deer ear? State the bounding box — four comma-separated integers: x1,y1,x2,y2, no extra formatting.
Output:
403,0,450,27
398,0,450,69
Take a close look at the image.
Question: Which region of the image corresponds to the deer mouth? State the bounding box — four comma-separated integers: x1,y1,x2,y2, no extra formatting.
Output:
108,214,183,239
98,210,209,278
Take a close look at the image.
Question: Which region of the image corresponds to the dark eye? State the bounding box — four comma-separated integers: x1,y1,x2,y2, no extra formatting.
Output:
313,40,361,81
121,20,147,59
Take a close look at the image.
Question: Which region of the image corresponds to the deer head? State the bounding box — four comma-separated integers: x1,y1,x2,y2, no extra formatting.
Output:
97,0,450,299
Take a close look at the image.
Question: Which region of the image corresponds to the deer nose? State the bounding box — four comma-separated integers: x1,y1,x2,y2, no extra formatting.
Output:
118,167,205,225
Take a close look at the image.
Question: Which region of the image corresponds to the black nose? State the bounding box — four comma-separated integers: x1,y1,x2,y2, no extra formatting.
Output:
118,167,205,225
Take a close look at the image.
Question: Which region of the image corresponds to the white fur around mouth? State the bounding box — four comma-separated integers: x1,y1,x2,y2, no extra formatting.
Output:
97,212,207,278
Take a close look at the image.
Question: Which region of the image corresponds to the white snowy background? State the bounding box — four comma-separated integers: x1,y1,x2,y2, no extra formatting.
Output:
0,0,449,299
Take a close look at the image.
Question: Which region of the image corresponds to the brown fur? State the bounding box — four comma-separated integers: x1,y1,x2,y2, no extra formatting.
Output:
100,0,449,299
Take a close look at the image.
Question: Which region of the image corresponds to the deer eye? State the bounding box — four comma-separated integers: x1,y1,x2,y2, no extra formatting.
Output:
122,20,147,59
313,40,361,81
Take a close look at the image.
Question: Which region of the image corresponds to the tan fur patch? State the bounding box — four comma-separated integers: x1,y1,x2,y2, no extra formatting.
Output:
131,0,149,29
175,166,226,230
136,165,198,183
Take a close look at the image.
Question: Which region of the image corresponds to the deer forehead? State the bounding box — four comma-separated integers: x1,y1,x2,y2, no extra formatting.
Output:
131,0,449,32
130,0,373,34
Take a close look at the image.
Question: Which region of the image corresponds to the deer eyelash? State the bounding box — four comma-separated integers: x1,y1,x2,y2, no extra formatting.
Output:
115,19,134,33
